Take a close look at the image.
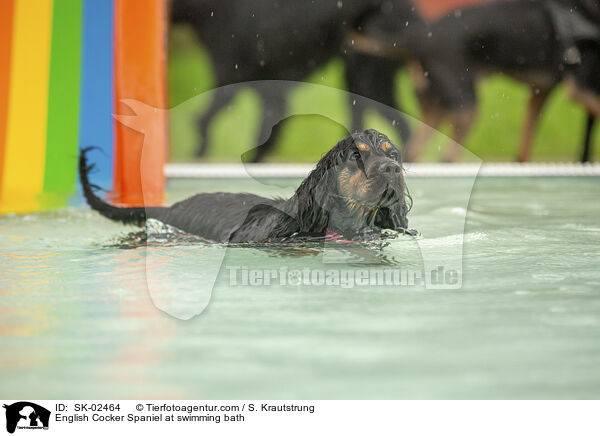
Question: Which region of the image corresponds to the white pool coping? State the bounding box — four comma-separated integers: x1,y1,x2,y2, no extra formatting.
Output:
165,162,600,178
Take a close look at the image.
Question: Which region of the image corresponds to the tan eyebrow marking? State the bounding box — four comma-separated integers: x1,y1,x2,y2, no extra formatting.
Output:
357,142,370,151
381,141,392,152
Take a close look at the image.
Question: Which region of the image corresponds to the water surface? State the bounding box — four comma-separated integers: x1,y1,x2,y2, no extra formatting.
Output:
1,177,599,398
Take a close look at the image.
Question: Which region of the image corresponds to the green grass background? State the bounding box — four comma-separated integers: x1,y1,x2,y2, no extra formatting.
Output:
168,25,599,163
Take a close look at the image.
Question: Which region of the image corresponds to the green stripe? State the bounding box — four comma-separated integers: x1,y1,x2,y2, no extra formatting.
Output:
43,0,82,201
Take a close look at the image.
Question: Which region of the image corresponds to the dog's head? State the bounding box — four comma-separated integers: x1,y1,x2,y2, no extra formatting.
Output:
294,129,412,237
335,130,407,214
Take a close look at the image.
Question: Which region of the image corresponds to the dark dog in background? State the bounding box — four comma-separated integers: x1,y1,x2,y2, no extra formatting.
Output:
170,0,417,162
79,130,414,242
351,0,600,162
344,1,420,146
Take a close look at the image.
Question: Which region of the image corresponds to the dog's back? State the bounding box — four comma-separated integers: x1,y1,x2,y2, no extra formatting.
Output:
151,192,289,242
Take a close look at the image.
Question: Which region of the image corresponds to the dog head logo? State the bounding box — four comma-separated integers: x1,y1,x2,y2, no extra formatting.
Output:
3,402,50,434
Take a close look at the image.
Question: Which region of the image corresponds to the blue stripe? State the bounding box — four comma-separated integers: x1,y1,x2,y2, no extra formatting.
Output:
76,0,114,199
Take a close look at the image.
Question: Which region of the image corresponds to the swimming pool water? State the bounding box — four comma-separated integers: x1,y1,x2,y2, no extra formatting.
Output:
1,177,599,399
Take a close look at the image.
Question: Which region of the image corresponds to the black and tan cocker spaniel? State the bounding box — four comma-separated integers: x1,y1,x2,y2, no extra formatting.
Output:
79,129,415,243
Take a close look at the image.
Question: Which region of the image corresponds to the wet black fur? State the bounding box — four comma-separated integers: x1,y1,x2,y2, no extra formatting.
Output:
79,130,412,243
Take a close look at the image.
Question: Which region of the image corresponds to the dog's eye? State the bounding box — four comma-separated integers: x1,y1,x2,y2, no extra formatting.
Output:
349,150,361,161
389,151,399,160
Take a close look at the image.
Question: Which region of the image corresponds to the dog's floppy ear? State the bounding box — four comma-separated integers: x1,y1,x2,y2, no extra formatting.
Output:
295,167,332,232
375,187,412,231
294,136,350,232
375,206,406,230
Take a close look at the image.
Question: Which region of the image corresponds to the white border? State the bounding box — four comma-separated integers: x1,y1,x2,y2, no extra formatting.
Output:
3,400,600,436
165,162,600,178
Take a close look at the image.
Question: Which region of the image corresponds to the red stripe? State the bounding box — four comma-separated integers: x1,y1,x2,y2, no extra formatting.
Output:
0,0,15,197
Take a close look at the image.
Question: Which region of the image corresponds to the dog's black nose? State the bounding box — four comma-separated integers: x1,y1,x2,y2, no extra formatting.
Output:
379,161,402,177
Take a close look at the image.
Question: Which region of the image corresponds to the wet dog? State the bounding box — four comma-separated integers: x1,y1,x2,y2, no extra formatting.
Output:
79,130,414,243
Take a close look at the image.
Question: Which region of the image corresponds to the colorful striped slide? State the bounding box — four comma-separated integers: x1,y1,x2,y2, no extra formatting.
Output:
0,0,167,214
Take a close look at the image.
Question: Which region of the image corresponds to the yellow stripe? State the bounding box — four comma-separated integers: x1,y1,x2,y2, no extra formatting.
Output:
0,0,53,213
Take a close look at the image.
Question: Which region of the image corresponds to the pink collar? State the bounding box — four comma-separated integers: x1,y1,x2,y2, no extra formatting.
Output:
325,229,352,243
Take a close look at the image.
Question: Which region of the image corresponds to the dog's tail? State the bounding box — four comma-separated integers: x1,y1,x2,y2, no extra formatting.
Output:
79,147,158,226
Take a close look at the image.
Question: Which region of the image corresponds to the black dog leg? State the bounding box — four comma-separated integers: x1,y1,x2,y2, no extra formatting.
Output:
345,52,410,143
196,86,236,157
581,112,595,163
242,114,350,164
251,86,289,162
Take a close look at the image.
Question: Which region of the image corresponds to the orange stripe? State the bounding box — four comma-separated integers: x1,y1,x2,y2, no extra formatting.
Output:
113,0,167,206
0,0,15,198
414,0,515,20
